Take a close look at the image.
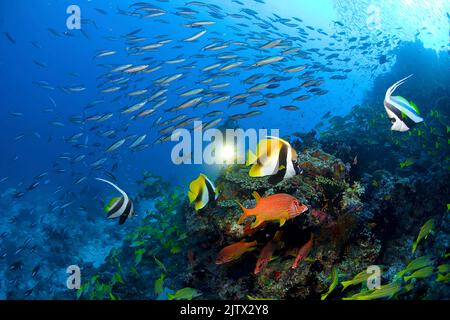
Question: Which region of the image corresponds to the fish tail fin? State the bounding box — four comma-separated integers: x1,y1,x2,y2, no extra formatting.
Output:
167,293,175,300
320,292,330,301
341,281,351,292
436,274,445,282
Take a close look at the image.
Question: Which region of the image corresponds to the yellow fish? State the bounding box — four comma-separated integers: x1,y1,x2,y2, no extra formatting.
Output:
342,282,401,300
321,267,339,300
188,174,218,211
404,266,434,282
395,256,432,280
341,267,383,292
246,136,300,185
412,219,434,253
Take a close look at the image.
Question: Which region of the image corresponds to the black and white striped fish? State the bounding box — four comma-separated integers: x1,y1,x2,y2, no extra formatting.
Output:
96,178,134,225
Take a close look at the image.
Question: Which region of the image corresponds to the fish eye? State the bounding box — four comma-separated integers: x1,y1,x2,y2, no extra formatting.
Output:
390,118,396,123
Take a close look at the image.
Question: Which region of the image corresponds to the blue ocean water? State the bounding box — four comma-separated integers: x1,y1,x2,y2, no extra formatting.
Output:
0,0,449,300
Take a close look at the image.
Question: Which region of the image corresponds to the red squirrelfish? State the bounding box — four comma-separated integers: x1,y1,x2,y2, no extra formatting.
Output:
254,231,283,274
237,192,308,229
292,234,314,269
216,241,257,265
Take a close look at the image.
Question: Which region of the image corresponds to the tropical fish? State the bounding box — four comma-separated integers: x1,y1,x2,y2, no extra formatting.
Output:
395,255,433,280
384,75,424,132
254,231,283,274
95,50,116,58
412,218,434,253
342,282,401,300
237,192,308,229
96,178,135,225
343,268,382,291
400,157,416,168
129,135,147,149
436,273,450,283
167,287,201,300
106,138,126,153
404,266,434,282
437,264,450,274
216,241,258,264
154,274,165,295
321,267,339,300
292,234,314,269
183,30,207,42
246,136,301,184
188,174,218,211
280,105,299,111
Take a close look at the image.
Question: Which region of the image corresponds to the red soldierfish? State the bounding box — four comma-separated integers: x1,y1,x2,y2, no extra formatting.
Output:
216,241,257,265
237,192,308,229
254,231,283,274
292,234,314,269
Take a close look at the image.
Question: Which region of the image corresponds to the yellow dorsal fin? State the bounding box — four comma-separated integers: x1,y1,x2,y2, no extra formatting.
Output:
252,191,261,202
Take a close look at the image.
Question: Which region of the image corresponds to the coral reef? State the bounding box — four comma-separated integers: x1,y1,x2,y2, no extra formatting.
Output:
182,147,379,299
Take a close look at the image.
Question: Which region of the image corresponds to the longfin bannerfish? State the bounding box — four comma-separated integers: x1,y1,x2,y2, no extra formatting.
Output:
384,75,424,132
188,174,218,211
246,136,299,184
96,178,134,225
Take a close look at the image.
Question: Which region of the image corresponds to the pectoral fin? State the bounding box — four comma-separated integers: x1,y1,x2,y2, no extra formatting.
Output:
251,217,264,229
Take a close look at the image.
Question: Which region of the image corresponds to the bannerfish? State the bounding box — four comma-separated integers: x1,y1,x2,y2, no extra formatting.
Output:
96,178,134,225
384,74,424,132
237,192,308,229
188,174,218,211
246,136,301,184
